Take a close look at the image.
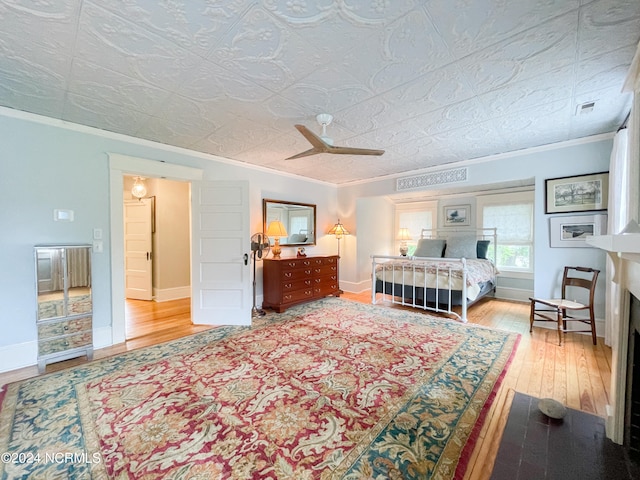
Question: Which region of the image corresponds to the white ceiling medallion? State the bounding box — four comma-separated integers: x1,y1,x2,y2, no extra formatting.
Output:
396,167,468,191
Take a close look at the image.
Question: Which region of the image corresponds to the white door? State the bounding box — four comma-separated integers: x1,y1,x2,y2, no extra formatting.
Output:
191,181,251,326
124,199,153,300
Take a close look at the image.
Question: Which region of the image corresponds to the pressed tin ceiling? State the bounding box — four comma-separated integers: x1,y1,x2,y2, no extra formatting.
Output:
0,1,638,185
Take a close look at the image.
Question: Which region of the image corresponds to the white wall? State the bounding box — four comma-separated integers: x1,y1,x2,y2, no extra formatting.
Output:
0,109,337,371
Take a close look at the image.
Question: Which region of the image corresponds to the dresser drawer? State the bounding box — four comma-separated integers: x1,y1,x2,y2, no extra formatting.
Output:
314,264,338,276
281,259,313,270
282,278,313,292
37,316,92,339
315,257,337,266
282,288,315,304
39,331,93,356
315,281,339,296
282,268,313,281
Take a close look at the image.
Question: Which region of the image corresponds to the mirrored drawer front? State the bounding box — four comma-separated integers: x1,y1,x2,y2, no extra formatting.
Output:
38,316,92,339
39,331,93,356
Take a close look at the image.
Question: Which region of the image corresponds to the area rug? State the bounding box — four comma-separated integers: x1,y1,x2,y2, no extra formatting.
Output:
0,298,519,479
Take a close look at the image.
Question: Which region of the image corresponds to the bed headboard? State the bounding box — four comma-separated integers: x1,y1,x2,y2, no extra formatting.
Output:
419,228,498,263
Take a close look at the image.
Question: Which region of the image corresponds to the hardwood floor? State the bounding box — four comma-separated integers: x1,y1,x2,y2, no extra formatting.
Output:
0,293,611,480
341,291,612,480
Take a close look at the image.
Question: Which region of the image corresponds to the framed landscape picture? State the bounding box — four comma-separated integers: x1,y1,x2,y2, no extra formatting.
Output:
545,172,609,214
443,204,470,226
549,214,607,248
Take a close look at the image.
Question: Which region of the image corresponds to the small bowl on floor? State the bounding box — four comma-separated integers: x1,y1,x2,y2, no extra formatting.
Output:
538,398,567,419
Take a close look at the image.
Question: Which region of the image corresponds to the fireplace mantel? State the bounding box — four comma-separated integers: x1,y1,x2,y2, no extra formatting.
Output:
586,234,640,264
586,232,640,445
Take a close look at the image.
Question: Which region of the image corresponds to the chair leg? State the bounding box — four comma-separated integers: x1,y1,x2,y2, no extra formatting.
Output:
529,302,535,334
590,308,597,345
556,309,563,346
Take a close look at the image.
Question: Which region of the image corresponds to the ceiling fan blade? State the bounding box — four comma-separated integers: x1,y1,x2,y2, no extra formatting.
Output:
285,147,321,160
326,145,385,156
286,120,384,160
294,124,329,150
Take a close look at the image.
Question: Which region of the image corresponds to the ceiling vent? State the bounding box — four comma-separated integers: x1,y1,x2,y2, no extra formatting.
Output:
576,101,596,115
397,167,468,191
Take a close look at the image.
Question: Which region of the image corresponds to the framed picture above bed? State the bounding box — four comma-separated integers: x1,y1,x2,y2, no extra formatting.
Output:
545,172,609,214
549,214,607,248
443,204,470,226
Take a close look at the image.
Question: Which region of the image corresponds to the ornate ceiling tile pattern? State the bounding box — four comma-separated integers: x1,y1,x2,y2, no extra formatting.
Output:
0,0,638,184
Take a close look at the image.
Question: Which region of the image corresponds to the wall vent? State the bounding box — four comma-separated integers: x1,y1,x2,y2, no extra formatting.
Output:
396,167,468,191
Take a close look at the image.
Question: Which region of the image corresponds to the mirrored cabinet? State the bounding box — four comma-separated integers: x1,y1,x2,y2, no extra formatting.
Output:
35,244,93,372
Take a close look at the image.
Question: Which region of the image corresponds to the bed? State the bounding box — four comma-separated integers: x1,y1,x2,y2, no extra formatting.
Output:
371,228,498,322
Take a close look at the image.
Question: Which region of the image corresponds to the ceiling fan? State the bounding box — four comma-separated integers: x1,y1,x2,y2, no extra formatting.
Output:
285,113,385,160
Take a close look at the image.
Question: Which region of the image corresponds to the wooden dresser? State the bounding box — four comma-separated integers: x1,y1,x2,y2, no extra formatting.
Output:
262,255,340,313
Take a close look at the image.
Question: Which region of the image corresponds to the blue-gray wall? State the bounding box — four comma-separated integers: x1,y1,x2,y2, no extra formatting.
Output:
338,137,613,318
0,110,337,370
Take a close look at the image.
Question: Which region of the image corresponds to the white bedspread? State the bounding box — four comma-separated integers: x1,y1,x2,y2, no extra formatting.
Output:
375,258,498,301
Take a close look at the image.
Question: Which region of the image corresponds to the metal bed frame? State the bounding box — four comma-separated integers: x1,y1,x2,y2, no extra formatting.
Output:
371,228,497,323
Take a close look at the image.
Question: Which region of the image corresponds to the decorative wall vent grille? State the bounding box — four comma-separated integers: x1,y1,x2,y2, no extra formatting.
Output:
396,167,468,191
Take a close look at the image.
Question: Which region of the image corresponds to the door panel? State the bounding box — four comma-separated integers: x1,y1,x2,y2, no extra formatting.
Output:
191,181,250,326
124,199,152,300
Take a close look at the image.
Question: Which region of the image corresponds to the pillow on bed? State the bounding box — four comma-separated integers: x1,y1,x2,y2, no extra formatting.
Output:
476,240,490,259
413,238,445,257
444,235,478,258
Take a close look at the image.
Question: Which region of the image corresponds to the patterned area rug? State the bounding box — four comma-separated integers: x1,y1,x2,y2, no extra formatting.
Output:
0,298,519,479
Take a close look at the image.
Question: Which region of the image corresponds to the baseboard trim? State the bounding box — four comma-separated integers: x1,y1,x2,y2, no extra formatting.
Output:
154,286,191,302
0,326,115,374
340,279,371,294
93,326,113,350
495,286,533,303
0,341,37,373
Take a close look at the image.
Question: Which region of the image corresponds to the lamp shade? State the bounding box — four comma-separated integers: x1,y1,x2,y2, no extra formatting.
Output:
328,220,349,238
266,220,288,238
397,228,411,240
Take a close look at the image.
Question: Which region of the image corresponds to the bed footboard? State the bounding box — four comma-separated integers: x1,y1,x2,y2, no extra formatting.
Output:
371,255,469,322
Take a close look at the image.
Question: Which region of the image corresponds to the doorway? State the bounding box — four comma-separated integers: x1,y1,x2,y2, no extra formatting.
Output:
122,175,191,340
109,154,252,348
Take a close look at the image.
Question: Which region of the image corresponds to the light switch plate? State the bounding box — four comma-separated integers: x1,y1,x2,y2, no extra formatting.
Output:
53,209,74,222
93,240,103,253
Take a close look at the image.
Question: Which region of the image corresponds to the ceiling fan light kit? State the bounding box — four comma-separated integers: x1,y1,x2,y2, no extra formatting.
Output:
285,113,385,160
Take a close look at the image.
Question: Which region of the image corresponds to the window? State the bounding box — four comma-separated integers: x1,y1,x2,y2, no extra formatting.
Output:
289,214,309,237
477,191,534,272
394,201,437,256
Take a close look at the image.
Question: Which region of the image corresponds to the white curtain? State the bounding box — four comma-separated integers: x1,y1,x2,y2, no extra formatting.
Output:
605,128,630,346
